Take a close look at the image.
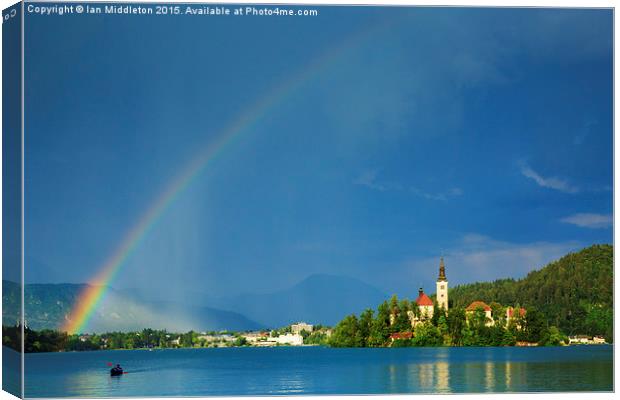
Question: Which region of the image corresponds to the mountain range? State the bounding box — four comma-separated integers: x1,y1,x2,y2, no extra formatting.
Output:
3,280,262,332
3,274,387,333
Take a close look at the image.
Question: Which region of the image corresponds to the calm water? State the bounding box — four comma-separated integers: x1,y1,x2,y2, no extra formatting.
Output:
24,346,612,397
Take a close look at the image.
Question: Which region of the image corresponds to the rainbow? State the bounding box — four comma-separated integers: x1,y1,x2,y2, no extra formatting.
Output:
62,20,391,334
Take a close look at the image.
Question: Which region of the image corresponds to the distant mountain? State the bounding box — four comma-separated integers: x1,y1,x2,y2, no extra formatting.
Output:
2,280,262,333
206,274,388,328
449,244,613,337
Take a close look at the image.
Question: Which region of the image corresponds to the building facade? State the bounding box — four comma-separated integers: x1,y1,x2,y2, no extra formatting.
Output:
291,322,313,335
465,301,494,326
505,306,526,329
406,287,435,328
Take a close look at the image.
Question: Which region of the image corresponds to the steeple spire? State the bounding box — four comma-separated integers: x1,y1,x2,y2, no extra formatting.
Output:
437,257,447,282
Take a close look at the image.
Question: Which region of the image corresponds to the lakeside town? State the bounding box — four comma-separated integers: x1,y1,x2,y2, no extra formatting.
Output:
73,322,606,350
5,248,611,353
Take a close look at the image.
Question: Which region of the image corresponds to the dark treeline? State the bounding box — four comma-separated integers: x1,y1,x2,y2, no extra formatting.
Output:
449,244,613,340
2,326,245,353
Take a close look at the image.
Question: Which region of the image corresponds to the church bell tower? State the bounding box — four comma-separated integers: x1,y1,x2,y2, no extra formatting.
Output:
436,257,449,311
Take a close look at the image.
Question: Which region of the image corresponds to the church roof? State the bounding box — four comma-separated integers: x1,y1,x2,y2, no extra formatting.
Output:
507,307,526,318
415,291,434,306
390,332,413,340
437,257,447,282
466,301,491,312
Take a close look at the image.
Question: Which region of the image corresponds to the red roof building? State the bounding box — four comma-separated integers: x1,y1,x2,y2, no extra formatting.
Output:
415,288,434,306
506,307,526,318
389,332,413,340
465,301,492,312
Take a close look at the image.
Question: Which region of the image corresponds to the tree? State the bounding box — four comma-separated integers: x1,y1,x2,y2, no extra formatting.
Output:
393,299,412,333
181,331,195,347
410,301,421,319
539,326,565,346
389,294,400,331
448,244,613,337
583,302,613,337
500,328,516,346
437,315,450,346
412,322,442,347
358,308,374,347
524,307,546,343
447,308,466,346
368,301,391,347
304,331,328,346
432,301,447,327
490,302,505,327
489,325,505,346
461,324,476,346
329,314,362,347
390,294,399,314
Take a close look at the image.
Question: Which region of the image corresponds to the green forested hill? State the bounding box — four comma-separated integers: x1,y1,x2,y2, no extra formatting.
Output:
449,244,613,337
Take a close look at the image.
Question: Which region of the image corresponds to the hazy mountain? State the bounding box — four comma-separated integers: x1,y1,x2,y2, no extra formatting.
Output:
4,273,387,332
205,274,388,328
3,280,262,333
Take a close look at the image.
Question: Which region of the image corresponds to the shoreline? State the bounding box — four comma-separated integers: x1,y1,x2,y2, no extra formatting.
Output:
10,343,612,355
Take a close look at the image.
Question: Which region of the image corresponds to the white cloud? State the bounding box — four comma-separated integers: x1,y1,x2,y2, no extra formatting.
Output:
560,213,612,229
353,169,386,191
410,186,464,202
519,163,579,194
401,234,582,288
410,187,446,201
354,170,464,202
353,169,404,192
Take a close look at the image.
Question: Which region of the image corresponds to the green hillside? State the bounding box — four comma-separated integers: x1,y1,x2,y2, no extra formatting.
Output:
449,244,613,338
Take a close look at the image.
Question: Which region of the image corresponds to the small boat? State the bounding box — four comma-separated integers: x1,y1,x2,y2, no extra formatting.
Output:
110,366,124,376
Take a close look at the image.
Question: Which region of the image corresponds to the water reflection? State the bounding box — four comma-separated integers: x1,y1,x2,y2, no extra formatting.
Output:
485,361,495,392
505,361,511,391
417,363,433,391
391,357,528,394
385,361,451,393
24,346,613,397
59,370,106,398
435,362,450,393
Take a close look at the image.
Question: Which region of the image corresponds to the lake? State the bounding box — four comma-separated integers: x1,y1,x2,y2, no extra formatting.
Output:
23,345,613,397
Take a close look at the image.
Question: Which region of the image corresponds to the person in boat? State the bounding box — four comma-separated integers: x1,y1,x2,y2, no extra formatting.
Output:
110,364,123,376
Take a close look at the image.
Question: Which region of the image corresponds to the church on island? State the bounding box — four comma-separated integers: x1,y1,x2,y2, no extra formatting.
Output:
407,257,449,327
400,257,526,329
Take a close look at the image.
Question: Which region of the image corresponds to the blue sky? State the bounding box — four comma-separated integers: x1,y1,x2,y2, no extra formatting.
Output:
24,7,612,299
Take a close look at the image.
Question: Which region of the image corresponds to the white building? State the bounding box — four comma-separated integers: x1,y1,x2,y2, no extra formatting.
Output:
568,335,607,345
242,331,270,344
291,322,313,335
406,288,435,328
568,335,591,344
466,301,494,327
273,333,304,346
